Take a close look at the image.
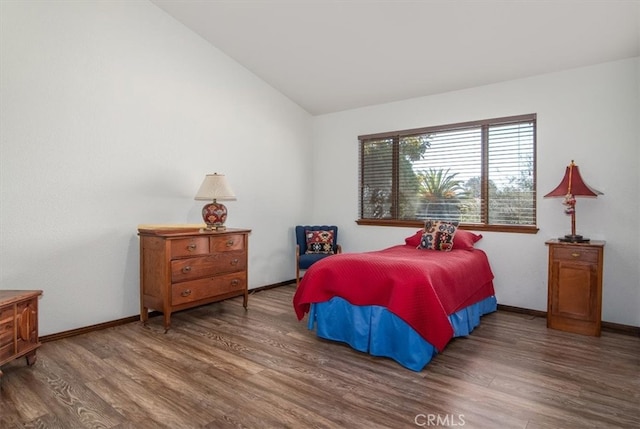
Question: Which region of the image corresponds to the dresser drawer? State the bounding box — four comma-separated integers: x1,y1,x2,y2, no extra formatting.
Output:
210,234,245,252
0,328,12,348
171,272,247,306
0,306,13,345
0,315,14,346
0,306,13,326
171,252,247,282
170,237,210,258
553,247,599,264
0,341,14,362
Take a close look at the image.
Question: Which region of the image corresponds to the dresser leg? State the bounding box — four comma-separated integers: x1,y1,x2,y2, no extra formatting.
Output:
163,313,171,333
140,306,149,325
25,351,37,366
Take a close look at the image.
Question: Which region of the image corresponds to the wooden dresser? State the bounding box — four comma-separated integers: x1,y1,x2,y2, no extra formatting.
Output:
546,239,605,336
138,226,250,332
0,290,42,379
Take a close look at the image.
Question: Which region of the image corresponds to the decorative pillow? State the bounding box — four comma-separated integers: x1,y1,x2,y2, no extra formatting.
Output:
404,229,423,247
418,220,459,251
452,229,483,250
305,230,335,254
406,226,481,250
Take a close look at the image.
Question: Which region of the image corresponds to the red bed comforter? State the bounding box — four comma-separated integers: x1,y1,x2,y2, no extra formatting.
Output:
293,244,495,351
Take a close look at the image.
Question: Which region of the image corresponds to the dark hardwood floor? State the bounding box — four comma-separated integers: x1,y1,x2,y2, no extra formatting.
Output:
1,284,638,428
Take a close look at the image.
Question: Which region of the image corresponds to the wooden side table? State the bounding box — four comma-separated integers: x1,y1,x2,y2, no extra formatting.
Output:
546,240,605,336
0,290,42,379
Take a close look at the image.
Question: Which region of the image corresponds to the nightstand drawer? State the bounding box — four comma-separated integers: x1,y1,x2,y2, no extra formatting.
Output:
553,247,599,264
171,252,247,282
210,234,245,252
170,237,210,258
171,272,247,306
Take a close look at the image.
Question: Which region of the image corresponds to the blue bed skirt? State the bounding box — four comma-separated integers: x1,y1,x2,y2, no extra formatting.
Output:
307,296,497,371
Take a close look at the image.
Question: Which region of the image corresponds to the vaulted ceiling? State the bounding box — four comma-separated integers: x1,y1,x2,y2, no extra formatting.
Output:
151,0,640,115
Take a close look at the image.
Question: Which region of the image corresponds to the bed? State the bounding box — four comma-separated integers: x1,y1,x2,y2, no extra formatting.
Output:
292,227,497,371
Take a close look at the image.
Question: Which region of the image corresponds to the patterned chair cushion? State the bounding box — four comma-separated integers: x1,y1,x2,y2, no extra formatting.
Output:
305,229,335,254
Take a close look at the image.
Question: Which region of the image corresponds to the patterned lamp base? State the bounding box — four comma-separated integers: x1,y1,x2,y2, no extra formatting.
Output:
202,201,228,230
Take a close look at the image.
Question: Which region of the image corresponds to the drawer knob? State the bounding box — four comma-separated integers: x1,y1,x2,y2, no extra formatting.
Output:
180,289,192,297
231,279,239,286
230,258,239,266
226,239,235,247
571,252,580,258
187,244,197,251
182,266,192,273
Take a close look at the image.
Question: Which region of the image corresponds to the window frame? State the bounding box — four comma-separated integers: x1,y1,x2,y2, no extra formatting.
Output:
357,114,538,234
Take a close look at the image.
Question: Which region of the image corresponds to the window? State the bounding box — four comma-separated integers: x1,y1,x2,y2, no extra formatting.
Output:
358,114,537,233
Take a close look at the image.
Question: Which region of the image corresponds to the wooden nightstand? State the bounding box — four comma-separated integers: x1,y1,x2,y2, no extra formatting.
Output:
0,290,42,379
138,225,251,332
546,240,605,336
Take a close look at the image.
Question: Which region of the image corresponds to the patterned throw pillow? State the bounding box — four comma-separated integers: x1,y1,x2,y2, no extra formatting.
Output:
406,228,482,250
305,230,335,254
418,220,459,251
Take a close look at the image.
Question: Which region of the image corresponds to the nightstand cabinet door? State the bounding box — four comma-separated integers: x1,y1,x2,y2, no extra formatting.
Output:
139,226,251,332
546,240,604,336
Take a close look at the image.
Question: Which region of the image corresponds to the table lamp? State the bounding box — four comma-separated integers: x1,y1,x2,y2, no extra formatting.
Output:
544,160,602,242
195,173,236,231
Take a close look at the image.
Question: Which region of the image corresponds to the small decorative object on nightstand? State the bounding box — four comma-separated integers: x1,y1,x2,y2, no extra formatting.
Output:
138,225,250,332
546,240,604,336
0,290,42,379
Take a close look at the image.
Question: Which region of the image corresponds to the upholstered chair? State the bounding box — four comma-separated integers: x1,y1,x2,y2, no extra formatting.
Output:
295,225,341,287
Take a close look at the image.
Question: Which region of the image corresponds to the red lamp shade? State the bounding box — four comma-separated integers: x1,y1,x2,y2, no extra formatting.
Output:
544,161,602,198
544,160,602,242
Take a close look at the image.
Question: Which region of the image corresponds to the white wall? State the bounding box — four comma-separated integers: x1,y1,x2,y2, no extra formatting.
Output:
0,1,313,335
312,58,640,327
